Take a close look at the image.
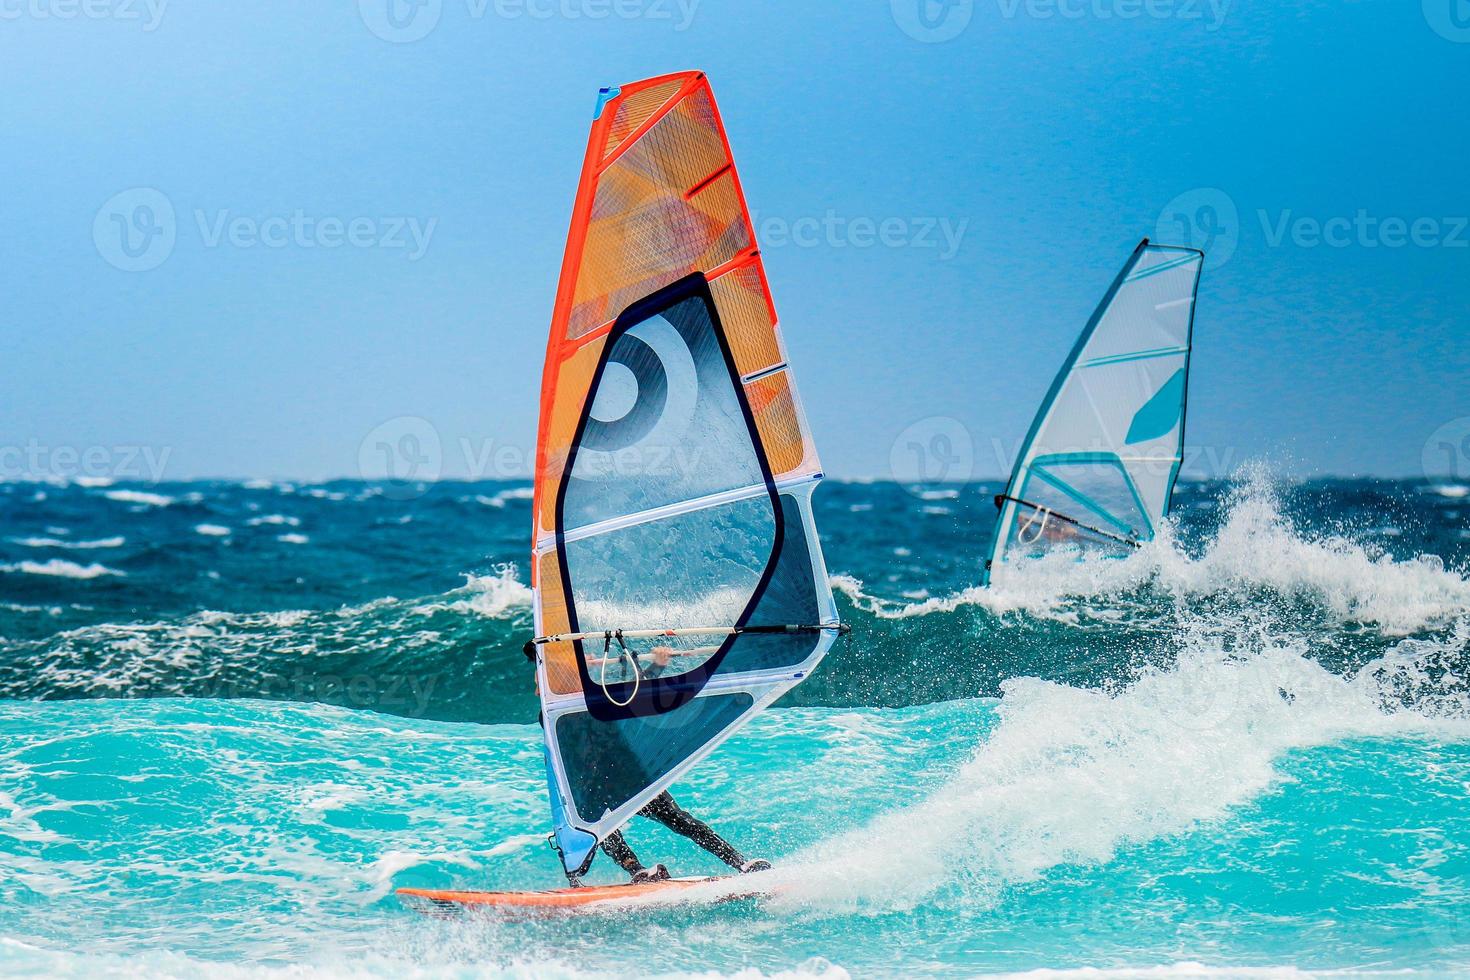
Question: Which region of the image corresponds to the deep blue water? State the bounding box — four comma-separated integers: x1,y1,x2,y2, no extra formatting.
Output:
2,474,1469,977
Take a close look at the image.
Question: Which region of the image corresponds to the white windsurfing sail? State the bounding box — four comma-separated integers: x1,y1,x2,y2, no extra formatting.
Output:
983,239,1203,583
525,72,843,877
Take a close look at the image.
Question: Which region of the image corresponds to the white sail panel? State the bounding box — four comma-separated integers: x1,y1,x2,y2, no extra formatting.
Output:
984,240,1203,582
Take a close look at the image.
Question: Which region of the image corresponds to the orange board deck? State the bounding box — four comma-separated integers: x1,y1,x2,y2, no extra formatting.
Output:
397,874,762,916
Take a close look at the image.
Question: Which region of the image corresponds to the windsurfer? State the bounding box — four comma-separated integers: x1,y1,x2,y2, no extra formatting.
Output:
590,789,772,885
568,645,772,886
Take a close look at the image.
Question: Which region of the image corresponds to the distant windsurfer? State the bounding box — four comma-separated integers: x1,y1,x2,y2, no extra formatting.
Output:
569,644,771,886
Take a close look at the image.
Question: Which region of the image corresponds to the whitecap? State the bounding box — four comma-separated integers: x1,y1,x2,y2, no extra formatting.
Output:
474,485,535,508
11,536,125,550
411,566,532,619
1,559,124,579
849,466,1470,635
245,514,300,527
101,489,173,507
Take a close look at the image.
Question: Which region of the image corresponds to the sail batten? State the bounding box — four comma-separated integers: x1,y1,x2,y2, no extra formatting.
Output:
983,239,1203,583
538,471,825,552
529,72,838,876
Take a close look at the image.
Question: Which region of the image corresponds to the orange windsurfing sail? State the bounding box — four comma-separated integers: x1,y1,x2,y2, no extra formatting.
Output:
524,72,843,877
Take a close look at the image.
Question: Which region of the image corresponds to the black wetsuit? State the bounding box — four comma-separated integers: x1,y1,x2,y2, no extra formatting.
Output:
536,649,747,878
597,790,747,875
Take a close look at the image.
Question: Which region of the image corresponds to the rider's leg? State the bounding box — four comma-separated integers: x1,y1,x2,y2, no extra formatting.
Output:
596,829,670,883
639,792,748,870
598,829,645,876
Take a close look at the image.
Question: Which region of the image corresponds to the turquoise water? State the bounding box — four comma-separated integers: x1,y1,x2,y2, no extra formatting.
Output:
2,474,1469,976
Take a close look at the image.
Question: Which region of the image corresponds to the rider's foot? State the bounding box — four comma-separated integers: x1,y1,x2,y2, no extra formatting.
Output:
739,859,772,874
564,874,585,889
631,863,671,883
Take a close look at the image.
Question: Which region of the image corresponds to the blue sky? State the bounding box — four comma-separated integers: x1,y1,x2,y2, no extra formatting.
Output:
3,0,1467,482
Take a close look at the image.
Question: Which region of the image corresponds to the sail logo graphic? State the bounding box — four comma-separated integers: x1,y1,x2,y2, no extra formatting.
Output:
1424,0,1470,42
1156,187,1239,270
93,188,177,273
359,0,442,42
891,0,973,41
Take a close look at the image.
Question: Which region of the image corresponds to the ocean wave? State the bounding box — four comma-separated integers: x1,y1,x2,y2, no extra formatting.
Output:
194,524,232,537
837,470,1470,636
0,937,851,979
471,486,535,508
0,559,125,579
9,536,126,550
101,489,173,507
0,572,533,717
245,514,300,526
4,659,1466,975
411,566,532,618
767,621,1470,913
